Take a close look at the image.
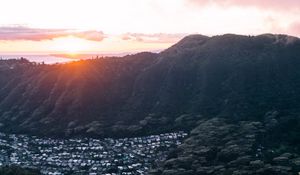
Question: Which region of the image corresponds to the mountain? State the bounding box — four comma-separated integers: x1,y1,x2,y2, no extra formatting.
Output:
0,53,158,137
1,34,300,137
1,33,300,174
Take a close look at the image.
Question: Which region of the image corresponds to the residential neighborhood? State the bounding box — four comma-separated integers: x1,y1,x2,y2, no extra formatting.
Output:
0,131,187,174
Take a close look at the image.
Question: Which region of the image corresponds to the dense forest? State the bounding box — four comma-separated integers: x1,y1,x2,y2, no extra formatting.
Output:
1,34,300,174
0,166,40,175
1,34,300,138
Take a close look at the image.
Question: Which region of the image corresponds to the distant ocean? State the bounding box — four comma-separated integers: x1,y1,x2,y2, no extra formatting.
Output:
0,55,78,64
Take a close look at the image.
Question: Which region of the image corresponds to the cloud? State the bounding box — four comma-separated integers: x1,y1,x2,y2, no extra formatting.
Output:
263,18,300,37
186,0,300,11
287,22,300,36
0,26,105,41
0,26,186,44
120,33,186,43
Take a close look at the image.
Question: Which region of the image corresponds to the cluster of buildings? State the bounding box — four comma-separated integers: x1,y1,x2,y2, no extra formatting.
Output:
0,131,187,174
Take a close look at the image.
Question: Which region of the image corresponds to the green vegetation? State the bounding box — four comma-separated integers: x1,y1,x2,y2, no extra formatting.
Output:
1,34,300,139
1,34,300,174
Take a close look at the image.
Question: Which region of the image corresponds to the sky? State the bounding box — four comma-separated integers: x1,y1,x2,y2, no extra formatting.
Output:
0,0,299,54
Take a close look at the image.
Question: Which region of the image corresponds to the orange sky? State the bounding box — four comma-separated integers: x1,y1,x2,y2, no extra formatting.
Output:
0,0,299,54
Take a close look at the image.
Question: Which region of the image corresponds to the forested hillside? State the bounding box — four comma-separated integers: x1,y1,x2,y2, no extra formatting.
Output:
2,34,300,174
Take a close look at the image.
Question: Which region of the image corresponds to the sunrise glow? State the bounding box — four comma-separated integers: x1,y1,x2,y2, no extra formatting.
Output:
0,0,299,54
0,1,300,174
52,36,92,54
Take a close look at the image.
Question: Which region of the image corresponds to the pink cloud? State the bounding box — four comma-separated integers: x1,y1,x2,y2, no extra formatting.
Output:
121,33,186,43
288,22,300,36
187,0,300,11
263,18,300,37
0,26,105,41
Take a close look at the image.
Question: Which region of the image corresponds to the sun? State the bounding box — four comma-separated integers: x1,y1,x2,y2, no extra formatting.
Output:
52,35,92,55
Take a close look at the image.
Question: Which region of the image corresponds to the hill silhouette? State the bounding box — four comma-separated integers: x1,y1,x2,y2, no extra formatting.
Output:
2,33,300,174
1,34,300,138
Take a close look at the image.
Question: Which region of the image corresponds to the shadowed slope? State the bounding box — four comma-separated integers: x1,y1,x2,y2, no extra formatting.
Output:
0,34,300,139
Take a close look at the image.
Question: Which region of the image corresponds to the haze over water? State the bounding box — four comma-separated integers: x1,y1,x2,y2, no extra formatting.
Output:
0,55,76,64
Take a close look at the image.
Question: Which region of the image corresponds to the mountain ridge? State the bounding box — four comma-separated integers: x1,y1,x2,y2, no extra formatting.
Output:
2,33,300,174
0,33,300,138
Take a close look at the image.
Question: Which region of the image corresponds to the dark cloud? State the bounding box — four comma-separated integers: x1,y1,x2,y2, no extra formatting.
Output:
0,26,105,41
121,33,186,43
